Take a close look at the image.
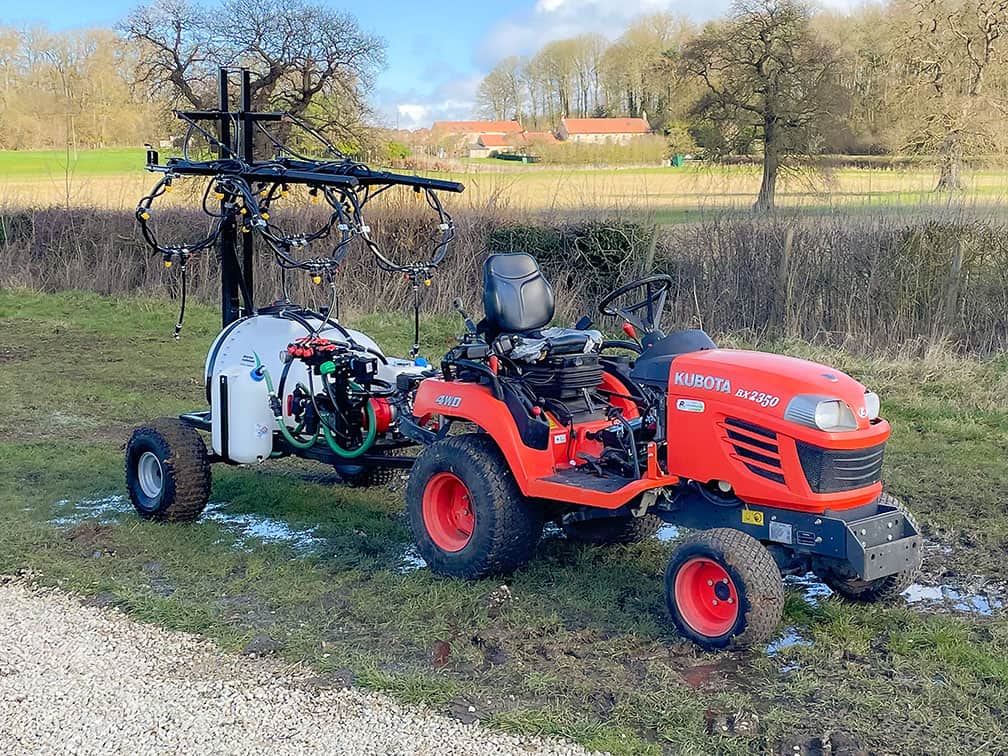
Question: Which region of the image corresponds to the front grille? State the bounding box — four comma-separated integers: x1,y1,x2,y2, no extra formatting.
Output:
796,441,885,493
724,418,785,485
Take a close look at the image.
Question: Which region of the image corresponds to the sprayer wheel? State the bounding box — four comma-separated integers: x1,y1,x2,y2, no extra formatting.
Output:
126,418,211,523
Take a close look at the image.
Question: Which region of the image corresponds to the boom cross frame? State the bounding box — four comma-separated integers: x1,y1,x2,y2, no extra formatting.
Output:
142,66,464,329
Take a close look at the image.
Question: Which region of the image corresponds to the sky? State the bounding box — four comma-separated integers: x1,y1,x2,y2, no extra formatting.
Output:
2,0,852,130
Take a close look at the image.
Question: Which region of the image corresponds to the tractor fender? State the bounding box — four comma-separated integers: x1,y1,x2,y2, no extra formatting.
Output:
412,378,555,494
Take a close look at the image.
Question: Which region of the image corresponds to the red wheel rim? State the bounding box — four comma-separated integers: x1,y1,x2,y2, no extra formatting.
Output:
673,557,739,638
422,472,475,552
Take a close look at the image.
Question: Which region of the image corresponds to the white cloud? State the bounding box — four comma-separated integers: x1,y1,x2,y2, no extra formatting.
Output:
375,74,483,130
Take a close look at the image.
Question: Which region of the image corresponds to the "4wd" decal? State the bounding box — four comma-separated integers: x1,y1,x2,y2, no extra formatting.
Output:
435,394,462,408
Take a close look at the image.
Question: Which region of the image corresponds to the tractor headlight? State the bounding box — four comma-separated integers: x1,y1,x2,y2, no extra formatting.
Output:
785,395,858,432
864,391,881,420
813,400,857,431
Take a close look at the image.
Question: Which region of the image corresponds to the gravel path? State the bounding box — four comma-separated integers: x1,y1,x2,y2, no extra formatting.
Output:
0,581,591,756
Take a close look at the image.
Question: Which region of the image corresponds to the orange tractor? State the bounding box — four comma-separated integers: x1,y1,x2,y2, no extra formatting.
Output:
403,253,922,649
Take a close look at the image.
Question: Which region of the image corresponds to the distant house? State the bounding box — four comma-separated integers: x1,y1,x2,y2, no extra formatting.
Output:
431,120,524,157
557,116,651,145
521,131,559,146
470,132,513,158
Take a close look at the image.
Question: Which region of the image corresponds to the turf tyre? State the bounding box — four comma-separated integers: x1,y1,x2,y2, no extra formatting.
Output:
563,513,662,545
406,433,543,579
816,493,921,602
125,418,211,523
665,528,784,650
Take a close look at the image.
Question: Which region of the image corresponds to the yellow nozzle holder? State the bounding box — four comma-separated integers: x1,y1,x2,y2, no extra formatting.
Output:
164,260,173,269
280,185,289,197
311,274,322,285
140,211,151,221
164,184,173,193
239,207,247,215
241,226,249,234
261,212,269,221
215,191,225,200
424,279,432,287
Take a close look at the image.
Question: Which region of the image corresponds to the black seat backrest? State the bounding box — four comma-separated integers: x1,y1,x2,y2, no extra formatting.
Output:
482,253,555,334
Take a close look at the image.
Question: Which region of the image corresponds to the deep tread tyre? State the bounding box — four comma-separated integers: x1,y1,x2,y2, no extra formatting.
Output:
406,433,543,579
665,528,784,650
334,450,401,488
563,513,663,545
125,418,211,523
817,494,920,602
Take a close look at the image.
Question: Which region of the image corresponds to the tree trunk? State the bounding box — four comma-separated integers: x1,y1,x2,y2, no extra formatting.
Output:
755,135,779,211
936,132,963,192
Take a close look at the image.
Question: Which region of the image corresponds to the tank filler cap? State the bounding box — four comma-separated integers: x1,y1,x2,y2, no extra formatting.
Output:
249,367,266,382
414,357,429,367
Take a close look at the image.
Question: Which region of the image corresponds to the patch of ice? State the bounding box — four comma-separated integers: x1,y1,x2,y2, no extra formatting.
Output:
656,524,681,542
399,547,427,573
902,582,1003,616
49,495,132,527
766,627,813,656
785,572,834,605
203,502,323,553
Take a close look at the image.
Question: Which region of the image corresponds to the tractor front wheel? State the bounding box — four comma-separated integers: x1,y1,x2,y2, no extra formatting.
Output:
563,513,662,545
406,433,543,579
665,528,784,650
125,418,211,522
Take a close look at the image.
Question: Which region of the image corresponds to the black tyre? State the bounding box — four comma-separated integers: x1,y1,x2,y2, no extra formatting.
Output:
816,494,920,602
334,450,401,488
665,528,784,650
406,433,543,579
125,418,211,522
563,513,662,545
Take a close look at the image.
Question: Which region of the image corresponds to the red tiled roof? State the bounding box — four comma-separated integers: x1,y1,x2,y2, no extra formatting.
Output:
561,117,651,135
478,133,511,147
521,131,559,144
433,120,523,134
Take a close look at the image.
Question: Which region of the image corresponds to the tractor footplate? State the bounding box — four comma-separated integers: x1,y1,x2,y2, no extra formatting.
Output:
844,510,922,581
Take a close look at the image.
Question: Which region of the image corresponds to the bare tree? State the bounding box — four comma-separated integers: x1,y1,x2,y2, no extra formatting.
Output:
121,0,385,139
476,56,525,121
682,0,844,210
899,0,1008,191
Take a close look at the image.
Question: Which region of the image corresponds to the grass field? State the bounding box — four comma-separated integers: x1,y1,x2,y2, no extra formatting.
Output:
1,147,1006,218
1,290,1006,754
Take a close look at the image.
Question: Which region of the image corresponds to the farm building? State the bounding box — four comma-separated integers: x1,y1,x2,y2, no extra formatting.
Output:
557,116,651,145
470,130,560,158
431,120,523,157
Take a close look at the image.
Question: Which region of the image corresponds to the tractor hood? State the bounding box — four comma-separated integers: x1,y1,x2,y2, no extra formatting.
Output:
665,348,877,431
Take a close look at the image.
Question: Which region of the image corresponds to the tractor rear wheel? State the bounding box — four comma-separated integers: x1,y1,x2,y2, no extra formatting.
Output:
563,513,662,545
816,494,920,602
665,528,784,650
406,433,543,579
126,418,211,523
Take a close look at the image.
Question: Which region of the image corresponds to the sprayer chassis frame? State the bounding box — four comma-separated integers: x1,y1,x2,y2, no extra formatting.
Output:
178,410,418,468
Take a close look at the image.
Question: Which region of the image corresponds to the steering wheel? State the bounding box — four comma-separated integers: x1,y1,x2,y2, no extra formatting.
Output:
598,275,673,336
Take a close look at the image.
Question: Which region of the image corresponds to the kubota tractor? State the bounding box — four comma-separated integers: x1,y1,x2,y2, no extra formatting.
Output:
404,253,923,649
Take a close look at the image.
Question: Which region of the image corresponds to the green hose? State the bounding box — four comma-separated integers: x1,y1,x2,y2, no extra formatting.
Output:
321,380,377,459
255,354,376,458
255,357,318,450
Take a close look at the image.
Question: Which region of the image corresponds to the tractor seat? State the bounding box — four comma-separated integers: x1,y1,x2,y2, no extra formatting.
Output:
480,253,600,359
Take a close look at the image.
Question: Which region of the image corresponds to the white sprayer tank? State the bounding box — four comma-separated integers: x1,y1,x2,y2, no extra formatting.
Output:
210,364,275,464
204,311,429,461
